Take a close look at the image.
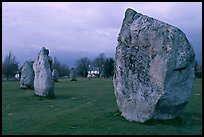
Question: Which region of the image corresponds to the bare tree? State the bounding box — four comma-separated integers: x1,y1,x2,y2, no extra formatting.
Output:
92,53,106,76
104,57,114,78
52,56,70,77
2,51,19,79
76,57,91,77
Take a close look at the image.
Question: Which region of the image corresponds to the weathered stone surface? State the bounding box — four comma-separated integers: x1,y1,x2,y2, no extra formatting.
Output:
52,69,59,82
48,55,53,71
20,61,34,89
33,47,54,96
113,8,195,122
70,68,77,81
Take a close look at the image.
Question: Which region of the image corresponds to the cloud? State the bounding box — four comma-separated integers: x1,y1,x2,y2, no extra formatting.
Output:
2,2,202,67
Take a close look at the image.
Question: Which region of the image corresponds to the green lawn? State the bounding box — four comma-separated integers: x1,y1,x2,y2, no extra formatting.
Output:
2,78,202,135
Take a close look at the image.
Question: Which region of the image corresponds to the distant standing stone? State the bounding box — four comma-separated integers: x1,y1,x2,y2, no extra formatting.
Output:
195,62,202,78
20,61,34,89
113,8,195,122
33,47,54,96
52,69,59,82
70,68,77,81
100,66,105,78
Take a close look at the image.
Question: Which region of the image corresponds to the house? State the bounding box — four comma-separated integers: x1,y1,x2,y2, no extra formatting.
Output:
87,66,100,78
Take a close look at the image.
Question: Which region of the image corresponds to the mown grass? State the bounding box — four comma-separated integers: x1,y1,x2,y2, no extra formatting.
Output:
2,78,202,135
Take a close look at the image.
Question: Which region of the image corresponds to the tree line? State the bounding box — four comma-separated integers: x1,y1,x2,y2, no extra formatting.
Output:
3,51,202,80
2,51,115,80
75,53,114,78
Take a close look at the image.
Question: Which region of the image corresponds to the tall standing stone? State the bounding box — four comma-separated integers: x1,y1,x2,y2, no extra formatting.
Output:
20,61,34,89
48,55,53,71
113,8,195,122
33,47,54,96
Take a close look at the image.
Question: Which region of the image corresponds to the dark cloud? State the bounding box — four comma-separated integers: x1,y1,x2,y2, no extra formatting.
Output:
2,2,202,67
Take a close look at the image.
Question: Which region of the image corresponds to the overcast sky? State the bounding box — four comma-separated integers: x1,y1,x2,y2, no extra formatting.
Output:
2,2,202,67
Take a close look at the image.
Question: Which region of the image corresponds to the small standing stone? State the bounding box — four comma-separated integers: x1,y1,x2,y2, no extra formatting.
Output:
52,69,59,82
70,68,77,81
20,61,34,89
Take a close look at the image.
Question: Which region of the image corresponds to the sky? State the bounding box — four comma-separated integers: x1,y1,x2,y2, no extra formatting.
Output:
2,2,202,67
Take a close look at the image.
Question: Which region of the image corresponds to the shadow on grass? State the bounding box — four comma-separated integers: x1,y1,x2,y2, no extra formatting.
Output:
32,94,56,100
143,117,183,127
112,110,184,127
32,93,77,100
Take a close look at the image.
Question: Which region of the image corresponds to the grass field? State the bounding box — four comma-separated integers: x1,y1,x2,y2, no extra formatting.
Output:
2,78,202,135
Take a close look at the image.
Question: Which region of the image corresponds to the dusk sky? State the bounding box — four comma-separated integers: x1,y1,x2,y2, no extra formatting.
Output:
2,2,202,67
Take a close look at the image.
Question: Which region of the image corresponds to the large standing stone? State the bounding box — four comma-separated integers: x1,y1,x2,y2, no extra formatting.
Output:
20,61,34,89
33,47,54,96
52,69,59,82
70,68,77,81
113,8,195,122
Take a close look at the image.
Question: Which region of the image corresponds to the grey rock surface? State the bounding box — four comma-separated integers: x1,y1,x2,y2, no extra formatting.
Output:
52,69,59,82
70,68,77,81
48,55,53,71
195,62,202,78
20,61,34,89
113,8,195,122
33,47,54,96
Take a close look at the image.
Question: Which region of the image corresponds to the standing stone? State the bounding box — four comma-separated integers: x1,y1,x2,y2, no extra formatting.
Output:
48,55,53,71
195,62,202,78
20,61,34,89
100,65,105,78
113,8,195,122
33,47,54,96
52,69,59,82
70,68,77,81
